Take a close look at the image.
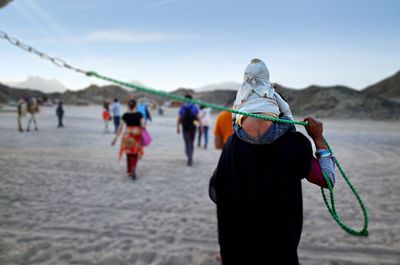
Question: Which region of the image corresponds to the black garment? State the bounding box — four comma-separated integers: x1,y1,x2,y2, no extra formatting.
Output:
122,112,143,126
213,132,312,265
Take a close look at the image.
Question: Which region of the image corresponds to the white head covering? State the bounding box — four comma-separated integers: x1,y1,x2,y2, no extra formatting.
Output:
234,60,275,109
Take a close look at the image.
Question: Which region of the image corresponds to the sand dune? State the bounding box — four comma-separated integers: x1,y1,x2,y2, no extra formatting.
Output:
0,106,399,265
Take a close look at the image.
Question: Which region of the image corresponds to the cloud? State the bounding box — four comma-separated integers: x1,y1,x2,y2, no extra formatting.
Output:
83,29,194,43
147,0,176,8
7,76,70,93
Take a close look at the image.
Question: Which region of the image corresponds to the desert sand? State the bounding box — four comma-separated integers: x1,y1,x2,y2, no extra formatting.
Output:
0,105,399,265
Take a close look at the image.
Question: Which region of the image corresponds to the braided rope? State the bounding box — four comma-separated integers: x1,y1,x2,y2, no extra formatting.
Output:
321,138,369,236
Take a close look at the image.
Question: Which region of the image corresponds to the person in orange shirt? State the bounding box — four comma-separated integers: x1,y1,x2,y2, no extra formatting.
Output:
102,100,111,133
213,110,233,149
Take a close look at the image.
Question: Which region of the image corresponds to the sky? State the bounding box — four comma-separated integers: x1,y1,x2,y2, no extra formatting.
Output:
0,0,400,91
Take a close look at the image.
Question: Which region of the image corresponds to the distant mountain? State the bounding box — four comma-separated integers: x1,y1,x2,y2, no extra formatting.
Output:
196,90,236,107
196,82,240,92
362,71,400,103
155,88,236,107
170,88,195,97
0,82,47,103
275,84,400,120
7,76,70,93
61,84,133,105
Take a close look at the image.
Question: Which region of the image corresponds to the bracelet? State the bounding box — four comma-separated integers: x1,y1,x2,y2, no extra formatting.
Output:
315,149,333,159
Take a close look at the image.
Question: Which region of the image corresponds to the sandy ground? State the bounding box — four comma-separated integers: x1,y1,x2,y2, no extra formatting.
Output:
0,105,399,265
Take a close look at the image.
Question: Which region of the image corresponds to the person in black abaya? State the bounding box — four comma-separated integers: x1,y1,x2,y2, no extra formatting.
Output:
211,117,335,265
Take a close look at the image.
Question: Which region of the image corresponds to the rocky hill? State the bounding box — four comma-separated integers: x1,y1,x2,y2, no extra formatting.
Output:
60,84,133,105
275,84,400,120
0,83,47,103
196,89,236,107
362,71,400,103
166,88,236,107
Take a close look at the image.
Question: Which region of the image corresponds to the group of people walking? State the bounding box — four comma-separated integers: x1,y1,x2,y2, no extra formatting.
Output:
102,98,122,133
103,98,152,133
112,93,231,178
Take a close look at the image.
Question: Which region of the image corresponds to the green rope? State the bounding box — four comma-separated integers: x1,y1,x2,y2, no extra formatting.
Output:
321,138,369,236
86,71,369,237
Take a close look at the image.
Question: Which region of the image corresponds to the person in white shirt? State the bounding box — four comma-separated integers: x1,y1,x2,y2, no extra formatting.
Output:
197,106,211,149
111,98,122,133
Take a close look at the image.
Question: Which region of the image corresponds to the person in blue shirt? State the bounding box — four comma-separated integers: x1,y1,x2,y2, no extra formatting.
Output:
111,98,122,133
176,94,200,166
136,101,152,124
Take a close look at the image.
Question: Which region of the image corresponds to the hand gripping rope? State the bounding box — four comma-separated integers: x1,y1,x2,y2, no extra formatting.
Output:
0,30,368,236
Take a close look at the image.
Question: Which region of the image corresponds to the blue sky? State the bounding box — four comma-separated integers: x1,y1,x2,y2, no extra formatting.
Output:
1,0,399,91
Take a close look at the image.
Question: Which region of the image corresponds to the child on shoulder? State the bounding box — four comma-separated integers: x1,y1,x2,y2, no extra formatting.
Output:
233,58,295,144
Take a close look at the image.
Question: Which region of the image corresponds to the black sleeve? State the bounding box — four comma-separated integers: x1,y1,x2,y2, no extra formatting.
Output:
209,169,217,204
122,113,127,123
295,133,313,180
209,135,235,205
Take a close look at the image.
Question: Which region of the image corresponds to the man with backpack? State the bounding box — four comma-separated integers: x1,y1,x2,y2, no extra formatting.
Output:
177,94,200,166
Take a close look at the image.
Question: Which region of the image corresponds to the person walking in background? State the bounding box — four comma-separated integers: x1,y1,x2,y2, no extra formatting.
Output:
137,100,152,124
145,105,152,123
157,104,164,116
213,110,234,149
102,100,111,133
177,94,200,166
111,98,122,133
197,106,211,149
111,99,145,180
56,100,64,128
